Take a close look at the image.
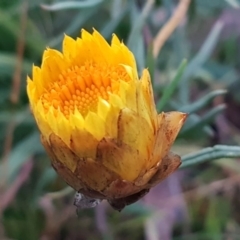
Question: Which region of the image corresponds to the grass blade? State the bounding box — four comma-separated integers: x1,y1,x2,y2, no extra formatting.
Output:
157,59,187,111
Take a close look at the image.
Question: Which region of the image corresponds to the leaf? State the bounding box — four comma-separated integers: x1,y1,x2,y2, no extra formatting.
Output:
0,132,43,183
224,0,240,8
32,168,57,202
179,90,227,113
41,0,104,11
181,145,240,168
157,59,187,111
205,196,230,235
101,3,130,38
0,53,32,76
146,44,155,83
180,104,226,136
179,21,224,104
127,0,154,72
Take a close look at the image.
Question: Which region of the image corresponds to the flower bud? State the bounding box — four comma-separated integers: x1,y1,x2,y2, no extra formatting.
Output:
27,29,187,210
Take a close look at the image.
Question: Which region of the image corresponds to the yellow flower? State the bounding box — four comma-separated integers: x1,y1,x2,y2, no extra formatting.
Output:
27,29,187,210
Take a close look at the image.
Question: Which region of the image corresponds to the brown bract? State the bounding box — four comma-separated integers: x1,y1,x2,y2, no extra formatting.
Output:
41,113,186,211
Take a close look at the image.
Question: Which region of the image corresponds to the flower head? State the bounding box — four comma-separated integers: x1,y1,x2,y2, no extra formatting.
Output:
27,29,187,210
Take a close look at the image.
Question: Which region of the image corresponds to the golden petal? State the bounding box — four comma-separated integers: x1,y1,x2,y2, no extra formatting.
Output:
110,35,137,73
76,29,111,64
85,111,105,140
92,29,111,54
140,69,158,130
102,105,120,138
32,65,44,96
27,76,36,102
32,101,52,139
41,49,65,87
136,80,154,129
97,98,111,121
45,108,72,146
70,127,99,159
111,34,121,46
108,93,125,108
62,34,77,60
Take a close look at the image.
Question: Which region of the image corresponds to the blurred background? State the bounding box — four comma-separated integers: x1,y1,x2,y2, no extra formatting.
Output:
1,0,240,239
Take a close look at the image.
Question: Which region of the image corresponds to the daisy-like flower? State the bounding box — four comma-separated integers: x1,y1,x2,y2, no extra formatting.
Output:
27,29,187,210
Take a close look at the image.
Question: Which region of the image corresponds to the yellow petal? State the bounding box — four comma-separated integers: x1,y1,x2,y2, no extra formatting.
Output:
46,108,72,146
108,93,124,108
111,34,121,46
70,127,99,158
85,111,105,140
69,108,84,129
140,69,158,130
92,29,111,54
32,65,44,96
41,49,65,87
32,101,52,139
111,35,137,72
103,105,120,138
136,80,153,129
62,34,77,60
97,98,111,120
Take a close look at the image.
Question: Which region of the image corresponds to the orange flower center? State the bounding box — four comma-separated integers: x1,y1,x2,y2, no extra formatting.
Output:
41,61,130,117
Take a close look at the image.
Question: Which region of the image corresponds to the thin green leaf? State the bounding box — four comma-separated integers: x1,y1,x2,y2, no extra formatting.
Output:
179,89,227,113
180,113,215,137
101,4,130,38
146,44,155,84
127,0,154,71
33,168,57,203
181,104,226,135
0,109,33,124
0,53,32,76
127,0,153,48
179,21,224,104
181,145,240,168
157,59,187,111
0,10,45,55
224,0,240,8
205,197,230,234
0,132,43,183
41,0,103,11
